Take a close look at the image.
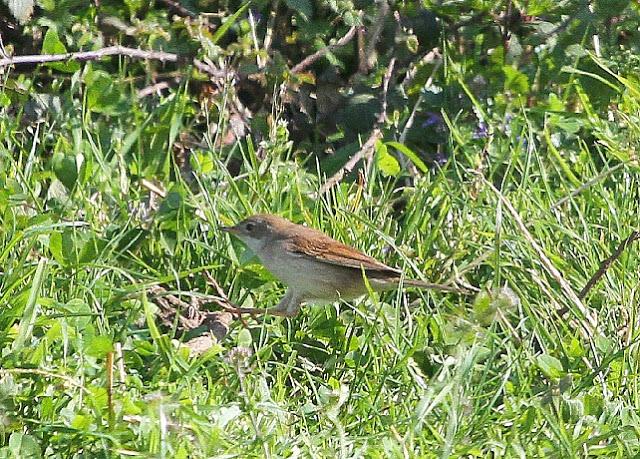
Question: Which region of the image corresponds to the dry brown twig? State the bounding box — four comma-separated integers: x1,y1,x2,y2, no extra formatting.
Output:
0,45,230,81
480,177,600,333
360,0,389,74
0,46,177,67
137,81,171,98
579,230,640,299
317,57,396,196
291,26,358,74
202,272,279,318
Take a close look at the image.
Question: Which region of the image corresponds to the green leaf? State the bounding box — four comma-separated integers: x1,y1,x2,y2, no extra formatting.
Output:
8,432,41,459
52,153,78,190
385,141,428,173
42,28,80,73
503,65,530,95
584,394,604,416
375,141,400,177
546,93,565,111
285,0,313,20
48,231,64,265
211,2,250,45
85,69,125,114
159,189,184,216
567,337,586,359
13,258,47,352
0,92,10,107
48,229,103,267
42,28,66,54
548,114,583,135
85,335,113,358
536,354,564,379
192,151,215,174
62,299,92,329
237,328,252,347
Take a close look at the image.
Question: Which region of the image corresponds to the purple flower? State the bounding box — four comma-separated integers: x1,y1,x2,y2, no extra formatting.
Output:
249,9,263,23
515,135,528,150
473,121,489,139
504,113,514,136
433,152,448,166
422,112,443,128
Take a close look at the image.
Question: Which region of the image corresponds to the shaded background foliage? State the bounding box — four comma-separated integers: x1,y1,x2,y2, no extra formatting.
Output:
2,0,639,178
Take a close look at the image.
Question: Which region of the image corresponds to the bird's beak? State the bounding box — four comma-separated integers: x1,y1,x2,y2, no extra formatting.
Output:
220,225,239,235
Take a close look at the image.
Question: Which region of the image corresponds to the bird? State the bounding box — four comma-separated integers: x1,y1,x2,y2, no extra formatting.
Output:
222,214,467,316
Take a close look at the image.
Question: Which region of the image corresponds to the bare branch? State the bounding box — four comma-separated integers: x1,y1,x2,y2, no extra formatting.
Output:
378,57,395,124
137,81,171,98
0,45,178,67
579,231,640,299
318,128,383,196
291,26,358,74
359,0,389,74
0,45,231,81
192,58,229,79
481,176,599,334
317,58,395,196
157,0,197,18
399,48,442,144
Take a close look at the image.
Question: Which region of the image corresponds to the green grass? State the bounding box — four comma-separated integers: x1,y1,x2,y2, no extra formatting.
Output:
2,69,640,458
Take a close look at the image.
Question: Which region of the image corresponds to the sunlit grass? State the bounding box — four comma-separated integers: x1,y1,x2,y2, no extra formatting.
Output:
1,66,640,457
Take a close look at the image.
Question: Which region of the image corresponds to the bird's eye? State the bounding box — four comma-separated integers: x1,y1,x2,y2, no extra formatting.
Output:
245,222,255,232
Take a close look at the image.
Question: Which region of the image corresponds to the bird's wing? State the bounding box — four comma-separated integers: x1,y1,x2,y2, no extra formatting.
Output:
285,234,400,274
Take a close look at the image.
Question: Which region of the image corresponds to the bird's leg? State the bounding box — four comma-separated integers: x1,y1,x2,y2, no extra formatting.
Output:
222,289,303,317
270,289,303,317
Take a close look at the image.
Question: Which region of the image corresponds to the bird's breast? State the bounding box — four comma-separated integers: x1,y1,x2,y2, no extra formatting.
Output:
257,244,370,301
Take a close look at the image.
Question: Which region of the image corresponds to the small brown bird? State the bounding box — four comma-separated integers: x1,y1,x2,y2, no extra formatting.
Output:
222,214,466,316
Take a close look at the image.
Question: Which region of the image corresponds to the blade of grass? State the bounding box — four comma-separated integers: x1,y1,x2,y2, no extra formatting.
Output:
12,258,47,352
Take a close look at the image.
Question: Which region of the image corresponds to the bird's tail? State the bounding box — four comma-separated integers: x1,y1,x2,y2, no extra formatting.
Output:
402,278,475,295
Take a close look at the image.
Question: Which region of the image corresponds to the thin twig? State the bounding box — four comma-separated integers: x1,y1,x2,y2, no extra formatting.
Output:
248,9,264,69
202,272,271,320
1,368,90,395
192,58,229,79
263,0,280,59
399,48,442,145
291,26,357,74
361,0,389,74
396,48,442,183
579,231,640,299
447,10,490,31
317,58,395,196
550,163,624,210
481,176,599,334
364,56,395,174
0,45,178,67
158,0,197,18
137,81,171,98
318,129,381,197
378,57,395,124
0,45,231,81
